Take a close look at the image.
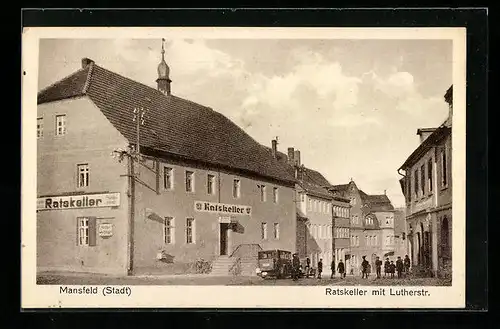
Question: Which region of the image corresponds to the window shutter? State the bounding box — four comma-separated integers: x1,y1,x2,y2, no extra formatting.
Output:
76,218,79,246
89,217,97,246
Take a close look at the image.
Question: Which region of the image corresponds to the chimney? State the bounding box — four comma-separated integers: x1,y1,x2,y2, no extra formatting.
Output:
271,139,278,159
417,128,437,144
287,147,295,165
384,189,387,195
82,58,94,68
294,150,301,166
444,85,453,125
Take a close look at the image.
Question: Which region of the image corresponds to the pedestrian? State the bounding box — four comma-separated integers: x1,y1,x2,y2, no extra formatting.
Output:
390,261,396,278
375,256,382,279
304,257,311,278
404,255,411,274
396,256,404,278
361,256,369,279
330,258,336,279
317,258,323,279
384,258,390,277
292,253,300,281
337,260,345,279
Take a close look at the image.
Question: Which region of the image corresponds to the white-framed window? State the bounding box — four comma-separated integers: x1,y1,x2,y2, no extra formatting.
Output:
78,217,89,246
421,164,426,196
207,174,215,195
273,223,280,239
261,222,268,240
260,185,267,202
163,167,173,190
163,217,175,244
55,114,66,136
185,171,194,192
77,217,96,247
186,218,195,244
356,236,359,246
414,168,419,198
37,117,43,138
428,157,433,193
77,164,89,188
273,187,279,203
366,235,370,246
233,179,241,198
301,193,305,202
308,199,312,211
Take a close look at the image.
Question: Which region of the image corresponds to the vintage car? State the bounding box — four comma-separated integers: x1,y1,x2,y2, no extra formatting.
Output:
255,249,293,279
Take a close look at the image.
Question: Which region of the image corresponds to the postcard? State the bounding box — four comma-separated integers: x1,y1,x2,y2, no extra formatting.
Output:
21,26,466,308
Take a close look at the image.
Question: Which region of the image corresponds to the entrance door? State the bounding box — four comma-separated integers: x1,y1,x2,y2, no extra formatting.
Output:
220,223,229,255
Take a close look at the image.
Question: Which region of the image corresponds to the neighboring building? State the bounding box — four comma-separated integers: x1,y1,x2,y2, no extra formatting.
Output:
398,85,453,278
330,181,396,275
282,146,350,276
392,207,408,259
36,45,297,276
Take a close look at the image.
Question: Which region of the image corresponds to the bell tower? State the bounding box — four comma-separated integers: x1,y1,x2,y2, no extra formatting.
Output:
156,38,172,95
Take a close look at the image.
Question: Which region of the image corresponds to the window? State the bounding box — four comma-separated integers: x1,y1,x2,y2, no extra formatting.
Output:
407,173,412,202
55,114,66,136
366,235,370,246
261,222,268,240
185,171,194,192
77,217,96,247
186,218,195,244
414,169,419,198
441,148,448,187
273,223,280,239
77,164,89,188
421,164,426,195
273,187,279,203
428,158,433,192
301,193,305,202
37,117,43,138
374,235,378,245
163,167,173,190
207,174,215,195
308,199,312,211
233,179,241,198
260,185,266,202
356,236,359,246
163,217,174,244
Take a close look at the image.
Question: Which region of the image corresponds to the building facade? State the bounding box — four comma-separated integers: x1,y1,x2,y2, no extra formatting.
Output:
37,50,298,276
398,86,453,278
330,181,398,275
284,147,350,276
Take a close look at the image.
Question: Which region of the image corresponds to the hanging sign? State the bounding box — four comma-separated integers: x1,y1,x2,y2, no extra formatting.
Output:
194,201,251,216
37,192,120,211
98,223,113,237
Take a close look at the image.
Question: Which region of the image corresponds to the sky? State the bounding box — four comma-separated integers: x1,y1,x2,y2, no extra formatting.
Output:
38,38,452,207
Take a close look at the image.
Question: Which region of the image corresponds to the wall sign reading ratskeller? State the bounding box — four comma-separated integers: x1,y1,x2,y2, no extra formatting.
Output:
194,201,251,216
37,193,120,211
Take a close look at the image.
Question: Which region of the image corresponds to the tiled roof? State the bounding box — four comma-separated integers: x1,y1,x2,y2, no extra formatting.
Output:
330,183,350,192
37,67,90,104
359,190,395,212
301,168,334,199
37,60,296,185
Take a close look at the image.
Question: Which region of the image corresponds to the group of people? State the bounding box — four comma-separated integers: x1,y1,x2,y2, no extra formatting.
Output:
371,255,411,279
291,254,411,280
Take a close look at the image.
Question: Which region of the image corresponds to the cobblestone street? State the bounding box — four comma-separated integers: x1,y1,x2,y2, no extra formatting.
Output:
37,272,451,286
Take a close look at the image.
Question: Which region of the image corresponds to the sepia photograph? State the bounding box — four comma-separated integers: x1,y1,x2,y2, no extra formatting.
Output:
22,27,466,308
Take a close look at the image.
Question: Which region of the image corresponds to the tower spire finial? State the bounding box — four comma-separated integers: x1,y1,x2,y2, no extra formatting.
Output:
156,38,171,95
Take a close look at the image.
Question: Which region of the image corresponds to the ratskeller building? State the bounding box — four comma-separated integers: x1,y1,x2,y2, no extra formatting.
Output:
36,41,299,276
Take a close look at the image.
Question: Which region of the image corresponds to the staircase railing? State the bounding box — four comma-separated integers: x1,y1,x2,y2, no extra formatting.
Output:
230,243,263,258
229,257,242,276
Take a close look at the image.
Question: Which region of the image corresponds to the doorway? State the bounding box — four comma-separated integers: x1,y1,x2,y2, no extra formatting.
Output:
220,223,229,256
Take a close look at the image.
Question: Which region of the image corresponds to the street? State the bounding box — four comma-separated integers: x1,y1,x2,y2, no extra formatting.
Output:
37,272,451,286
